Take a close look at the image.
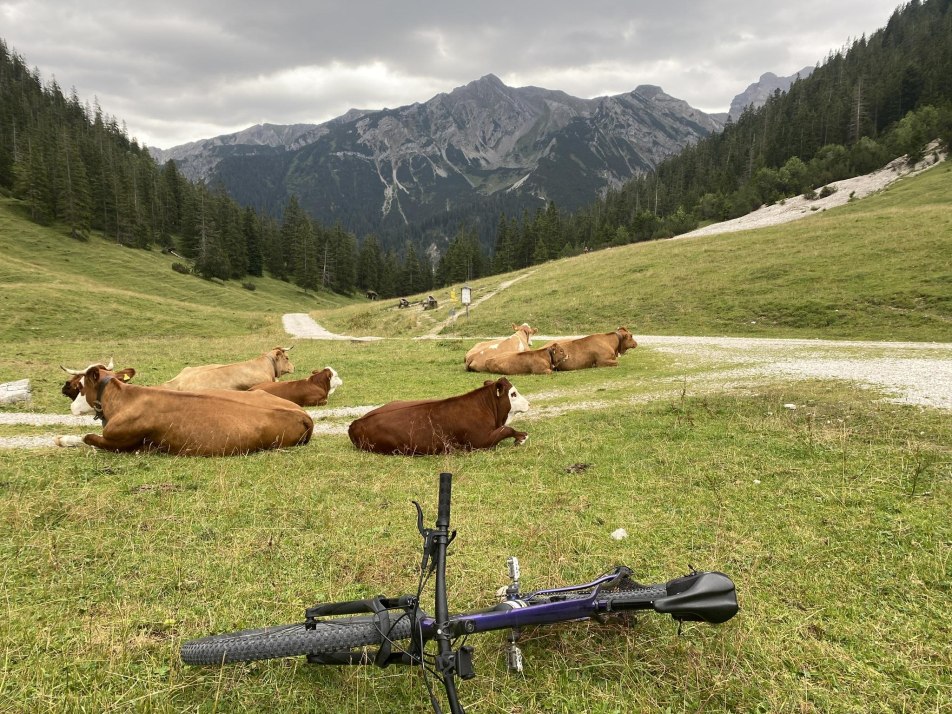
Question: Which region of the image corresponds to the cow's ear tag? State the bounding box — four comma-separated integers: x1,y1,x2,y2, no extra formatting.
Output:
122,374,130,381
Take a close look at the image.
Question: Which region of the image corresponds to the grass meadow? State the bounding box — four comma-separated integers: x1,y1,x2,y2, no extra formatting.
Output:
0,165,950,712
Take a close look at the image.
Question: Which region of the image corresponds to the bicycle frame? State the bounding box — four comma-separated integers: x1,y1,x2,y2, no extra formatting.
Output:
300,472,738,714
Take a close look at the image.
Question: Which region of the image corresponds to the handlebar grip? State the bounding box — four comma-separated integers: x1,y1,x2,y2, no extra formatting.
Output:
436,472,452,529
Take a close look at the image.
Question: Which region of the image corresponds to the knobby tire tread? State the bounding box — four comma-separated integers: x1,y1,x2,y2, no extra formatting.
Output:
180,616,413,665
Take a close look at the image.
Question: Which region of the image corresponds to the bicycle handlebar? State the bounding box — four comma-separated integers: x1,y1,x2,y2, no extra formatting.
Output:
437,472,452,530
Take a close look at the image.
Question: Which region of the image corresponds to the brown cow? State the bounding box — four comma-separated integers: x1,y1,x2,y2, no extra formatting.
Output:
348,378,530,455
483,343,568,375
545,327,638,370
465,323,538,372
54,365,313,456
162,346,294,391
250,367,342,407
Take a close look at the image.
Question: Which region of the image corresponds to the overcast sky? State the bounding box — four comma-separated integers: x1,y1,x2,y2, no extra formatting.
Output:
2,0,902,150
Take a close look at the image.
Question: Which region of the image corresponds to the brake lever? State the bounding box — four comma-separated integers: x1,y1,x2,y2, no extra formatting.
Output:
412,500,432,574
413,500,426,537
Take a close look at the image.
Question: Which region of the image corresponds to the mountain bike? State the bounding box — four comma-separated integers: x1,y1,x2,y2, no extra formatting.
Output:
181,472,739,713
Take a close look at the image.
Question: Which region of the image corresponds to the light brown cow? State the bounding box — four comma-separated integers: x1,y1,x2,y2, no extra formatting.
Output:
545,327,638,370
250,367,342,407
54,365,313,456
483,343,568,375
348,378,530,455
465,323,538,372
162,346,294,391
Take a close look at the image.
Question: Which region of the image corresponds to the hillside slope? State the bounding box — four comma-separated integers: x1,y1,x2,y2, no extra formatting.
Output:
0,199,354,344
313,162,952,342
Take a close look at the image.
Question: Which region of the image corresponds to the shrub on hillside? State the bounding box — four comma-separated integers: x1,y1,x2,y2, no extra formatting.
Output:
171,262,191,275
242,281,256,291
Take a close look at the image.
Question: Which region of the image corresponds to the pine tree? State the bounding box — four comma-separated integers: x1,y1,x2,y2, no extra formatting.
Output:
56,130,91,239
13,134,53,224
242,207,263,276
328,223,357,294
357,234,383,291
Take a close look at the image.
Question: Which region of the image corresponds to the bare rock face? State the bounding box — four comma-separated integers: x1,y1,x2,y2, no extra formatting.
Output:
728,66,814,120
151,75,725,232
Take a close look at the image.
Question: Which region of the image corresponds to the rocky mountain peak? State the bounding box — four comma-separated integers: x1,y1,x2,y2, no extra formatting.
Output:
729,66,813,119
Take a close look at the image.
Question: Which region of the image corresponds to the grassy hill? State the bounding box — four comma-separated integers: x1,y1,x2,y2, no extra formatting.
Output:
315,161,952,342
0,197,356,345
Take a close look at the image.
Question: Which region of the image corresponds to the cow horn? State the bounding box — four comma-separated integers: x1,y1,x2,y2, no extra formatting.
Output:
106,357,115,370
281,345,293,352
61,365,85,375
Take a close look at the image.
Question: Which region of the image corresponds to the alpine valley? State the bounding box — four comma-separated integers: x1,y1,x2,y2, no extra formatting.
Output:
151,74,728,245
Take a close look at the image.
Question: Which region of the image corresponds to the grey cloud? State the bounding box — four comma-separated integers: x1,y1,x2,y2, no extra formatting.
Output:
2,0,902,147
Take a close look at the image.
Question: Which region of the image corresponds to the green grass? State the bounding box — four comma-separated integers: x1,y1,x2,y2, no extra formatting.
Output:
0,167,950,712
2,383,949,712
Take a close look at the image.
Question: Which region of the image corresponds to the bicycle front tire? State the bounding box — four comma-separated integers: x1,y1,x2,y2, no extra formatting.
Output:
180,615,414,665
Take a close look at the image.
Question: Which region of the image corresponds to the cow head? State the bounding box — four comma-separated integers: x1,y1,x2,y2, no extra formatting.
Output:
325,366,342,395
66,365,115,416
512,323,538,347
615,327,638,353
310,366,343,395
269,346,295,377
61,360,135,401
484,377,530,425
547,342,569,369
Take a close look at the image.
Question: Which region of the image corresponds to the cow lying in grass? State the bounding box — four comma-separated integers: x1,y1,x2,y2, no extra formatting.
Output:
483,343,568,375
348,378,530,455
250,367,342,407
162,346,294,391
544,327,638,370
54,365,313,456
465,323,537,372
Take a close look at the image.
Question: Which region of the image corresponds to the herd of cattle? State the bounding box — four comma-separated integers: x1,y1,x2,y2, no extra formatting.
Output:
53,324,637,457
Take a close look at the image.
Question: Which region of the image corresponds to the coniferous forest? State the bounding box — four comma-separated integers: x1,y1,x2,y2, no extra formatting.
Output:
1,0,951,300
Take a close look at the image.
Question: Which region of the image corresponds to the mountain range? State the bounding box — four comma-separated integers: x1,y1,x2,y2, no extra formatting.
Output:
151,71,800,240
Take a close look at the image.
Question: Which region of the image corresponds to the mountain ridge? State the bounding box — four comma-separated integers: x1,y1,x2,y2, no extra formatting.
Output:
149,69,810,243
155,75,725,239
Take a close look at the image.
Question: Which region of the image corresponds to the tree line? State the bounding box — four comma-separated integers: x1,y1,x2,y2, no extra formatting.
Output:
2,0,951,301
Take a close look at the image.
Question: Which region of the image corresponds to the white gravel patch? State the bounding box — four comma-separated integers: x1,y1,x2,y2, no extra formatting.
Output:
760,357,952,410
676,147,946,240
283,313,381,341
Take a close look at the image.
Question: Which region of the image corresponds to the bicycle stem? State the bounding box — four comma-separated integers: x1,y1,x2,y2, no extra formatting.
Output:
431,472,466,714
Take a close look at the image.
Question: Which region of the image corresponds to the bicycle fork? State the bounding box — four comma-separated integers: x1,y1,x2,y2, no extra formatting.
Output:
502,556,524,674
